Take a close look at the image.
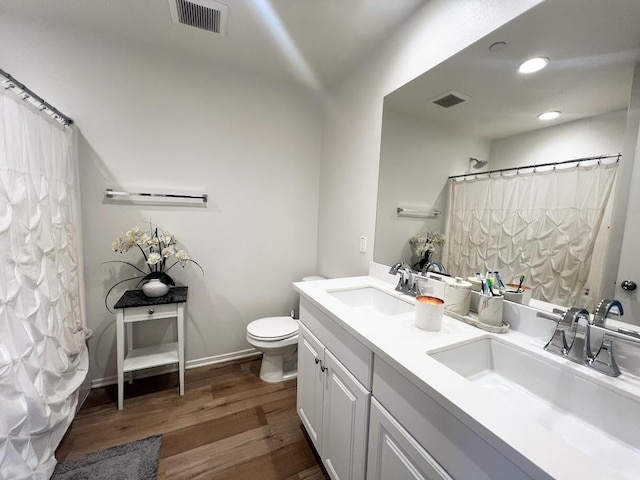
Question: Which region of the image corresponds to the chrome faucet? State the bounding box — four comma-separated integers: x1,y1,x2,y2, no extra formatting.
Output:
420,260,446,275
389,263,412,293
544,307,591,358
543,299,640,377
389,263,430,297
593,299,624,328
585,299,628,377
388,263,407,275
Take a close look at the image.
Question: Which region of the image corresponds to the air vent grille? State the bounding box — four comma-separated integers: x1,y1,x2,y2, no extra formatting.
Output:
430,90,471,109
170,0,228,35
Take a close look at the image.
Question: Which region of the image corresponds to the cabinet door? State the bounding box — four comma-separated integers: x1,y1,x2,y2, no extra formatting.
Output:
367,399,452,480
297,323,325,452
321,349,371,480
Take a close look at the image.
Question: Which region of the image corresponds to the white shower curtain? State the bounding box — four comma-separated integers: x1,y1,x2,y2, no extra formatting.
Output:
444,161,617,306
0,87,88,479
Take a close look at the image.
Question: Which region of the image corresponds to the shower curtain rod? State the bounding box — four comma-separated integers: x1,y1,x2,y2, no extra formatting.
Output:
449,153,620,180
0,67,74,126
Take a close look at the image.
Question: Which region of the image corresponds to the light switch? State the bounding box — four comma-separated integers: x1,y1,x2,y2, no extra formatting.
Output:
359,236,367,253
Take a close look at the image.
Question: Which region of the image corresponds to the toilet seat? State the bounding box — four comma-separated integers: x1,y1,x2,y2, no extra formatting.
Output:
247,316,298,342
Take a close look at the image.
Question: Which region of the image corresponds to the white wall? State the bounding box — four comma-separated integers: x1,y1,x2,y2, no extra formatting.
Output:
489,110,627,168
0,0,547,383
0,15,322,382
316,0,545,278
374,109,489,266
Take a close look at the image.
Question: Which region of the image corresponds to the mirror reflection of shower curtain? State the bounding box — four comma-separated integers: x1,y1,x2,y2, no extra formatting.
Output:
443,162,618,306
0,88,88,478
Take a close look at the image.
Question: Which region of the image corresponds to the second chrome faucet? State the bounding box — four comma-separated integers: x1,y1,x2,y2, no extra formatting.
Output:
543,299,638,377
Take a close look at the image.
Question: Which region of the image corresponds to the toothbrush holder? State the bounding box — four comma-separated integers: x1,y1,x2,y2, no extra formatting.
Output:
477,295,504,327
505,284,532,305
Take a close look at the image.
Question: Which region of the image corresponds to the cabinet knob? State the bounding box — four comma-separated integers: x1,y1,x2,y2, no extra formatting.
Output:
148,308,155,314
320,365,327,373
622,280,637,291
314,357,321,364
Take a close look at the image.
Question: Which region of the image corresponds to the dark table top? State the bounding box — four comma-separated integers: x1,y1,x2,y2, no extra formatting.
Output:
113,287,188,309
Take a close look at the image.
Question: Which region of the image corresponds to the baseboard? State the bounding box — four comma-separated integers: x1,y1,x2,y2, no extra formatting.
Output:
90,348,260,388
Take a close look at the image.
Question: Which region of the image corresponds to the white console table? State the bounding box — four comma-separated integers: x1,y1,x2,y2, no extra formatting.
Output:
114,287,188,410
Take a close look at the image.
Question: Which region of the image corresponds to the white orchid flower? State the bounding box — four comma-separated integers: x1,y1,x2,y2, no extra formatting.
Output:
147,252,162,266
162,246,176,258
121,236,136,252
176,249,189,266
137,232,151,246
112,238,122,252
161,233,176,246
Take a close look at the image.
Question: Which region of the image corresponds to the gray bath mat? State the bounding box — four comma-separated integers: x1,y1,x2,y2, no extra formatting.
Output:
52,435,162,480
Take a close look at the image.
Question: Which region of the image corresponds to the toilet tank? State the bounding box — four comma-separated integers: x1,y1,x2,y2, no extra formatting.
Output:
292,276,326,318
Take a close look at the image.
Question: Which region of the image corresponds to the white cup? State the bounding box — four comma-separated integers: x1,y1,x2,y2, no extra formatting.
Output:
503,290,524,303
477,295,504,326
505,284,532,305
415,296,445,332
444,277,472,316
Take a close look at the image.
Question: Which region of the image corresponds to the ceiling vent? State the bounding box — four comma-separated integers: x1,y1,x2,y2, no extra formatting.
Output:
430,90,471,108
169,0,228,36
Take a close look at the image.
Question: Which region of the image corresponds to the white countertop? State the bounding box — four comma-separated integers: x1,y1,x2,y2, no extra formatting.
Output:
294,274,640,480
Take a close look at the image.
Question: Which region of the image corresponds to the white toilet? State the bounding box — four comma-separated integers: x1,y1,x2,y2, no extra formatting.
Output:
246,276,325,383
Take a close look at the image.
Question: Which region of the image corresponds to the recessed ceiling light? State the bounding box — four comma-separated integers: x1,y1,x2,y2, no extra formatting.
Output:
518,57,549,74
538,111,561,121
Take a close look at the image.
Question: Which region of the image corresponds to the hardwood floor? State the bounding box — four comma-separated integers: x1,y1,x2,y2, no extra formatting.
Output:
56,355,330,479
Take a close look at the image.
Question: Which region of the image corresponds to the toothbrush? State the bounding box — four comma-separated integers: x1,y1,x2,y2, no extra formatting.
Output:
481,273,490,296
517,274,525,293
494,271,506,290
486,277,496,296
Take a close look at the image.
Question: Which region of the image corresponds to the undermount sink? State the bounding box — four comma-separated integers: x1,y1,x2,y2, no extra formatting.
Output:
328,286,413,317
430,337,640,477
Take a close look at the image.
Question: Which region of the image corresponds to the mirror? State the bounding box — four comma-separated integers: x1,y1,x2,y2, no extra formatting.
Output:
374,0,640,313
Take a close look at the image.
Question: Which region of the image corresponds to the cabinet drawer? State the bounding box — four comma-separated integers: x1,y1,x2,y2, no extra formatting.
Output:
368,398,452,480
124,303,178,323
300,298,373,389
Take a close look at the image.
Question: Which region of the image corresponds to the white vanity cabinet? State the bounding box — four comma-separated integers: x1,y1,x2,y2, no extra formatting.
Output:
297,299,373,480
373,357,537,480
367,398,452,480
297,322,325,449
321,348,370,480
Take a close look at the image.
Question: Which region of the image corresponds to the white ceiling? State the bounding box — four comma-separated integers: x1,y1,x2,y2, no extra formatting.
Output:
0,0,428,90
384,0,640,140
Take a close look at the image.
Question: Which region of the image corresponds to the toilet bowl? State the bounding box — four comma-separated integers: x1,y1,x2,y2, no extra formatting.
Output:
246,316,299,383
247,276,325,383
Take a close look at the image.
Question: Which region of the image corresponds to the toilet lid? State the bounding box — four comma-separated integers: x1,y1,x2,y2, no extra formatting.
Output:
247,316,298,341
